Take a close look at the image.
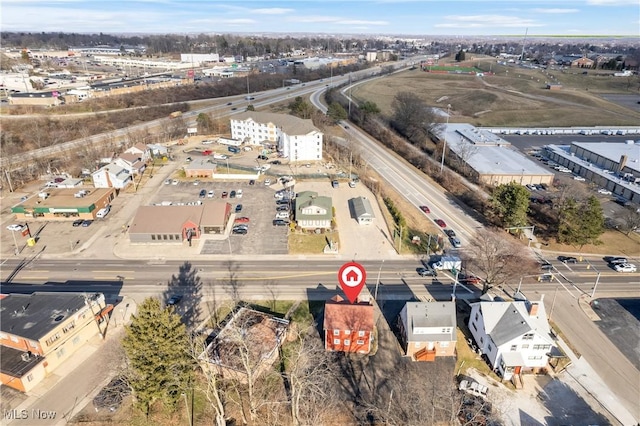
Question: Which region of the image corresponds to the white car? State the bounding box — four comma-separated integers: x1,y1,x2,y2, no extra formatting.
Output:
207,190,215,198
614,263,637,273
598,188,612,195
6,224,25,232
236,189,243,198
202,140,214,145
573,176,586,181
264,179,272,186
171,179,179,185
164,179,171,185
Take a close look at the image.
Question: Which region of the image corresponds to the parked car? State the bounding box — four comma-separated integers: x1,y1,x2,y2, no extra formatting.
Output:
6,224,25,231
249,180,256,185
270,160,282,165
276,199,290,205
171,179,179,185
236,189,243,198
573,175,586,181
276,205,289,212
558,256,578,264
193,180,200,185
232,227,248,235
234,217,250,223
72,219,84,227
257,155,268,160
167,294,183,306
232,224,249,231
614,263,637,273
419,205,430,213
230,190,236,198
264,179,272,186
164,179,171,185
597,188,612,195
208,190,215,198
273,219,290,226
199,189,206,198
221,191,228,198
348,181,356,188
81,220,93,227
331,180,339,188
235,204,243,213
435,219,447,228
417,267,437,277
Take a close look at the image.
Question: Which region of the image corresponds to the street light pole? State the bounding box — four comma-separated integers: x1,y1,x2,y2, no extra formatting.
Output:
440,104,451,173
590,272,601,298
374,260,384,300
10,229,18,255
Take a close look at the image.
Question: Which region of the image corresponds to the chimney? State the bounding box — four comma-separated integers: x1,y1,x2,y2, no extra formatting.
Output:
617,155,628,174
529,302,539,317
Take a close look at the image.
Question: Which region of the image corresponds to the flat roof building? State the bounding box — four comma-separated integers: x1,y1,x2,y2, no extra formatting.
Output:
545,141,640,204
434,124,554,186
11,187,115,221
128,202,232,244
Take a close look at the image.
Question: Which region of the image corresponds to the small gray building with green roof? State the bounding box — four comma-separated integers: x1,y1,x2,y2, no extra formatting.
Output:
294,191,333,229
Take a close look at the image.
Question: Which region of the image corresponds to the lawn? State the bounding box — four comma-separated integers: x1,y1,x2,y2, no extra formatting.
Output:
352,65,640,128
288,230,340,254
541,229,640,256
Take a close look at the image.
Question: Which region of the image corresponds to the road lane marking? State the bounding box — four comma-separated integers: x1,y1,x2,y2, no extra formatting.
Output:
93,276,136,280
212,271,336,281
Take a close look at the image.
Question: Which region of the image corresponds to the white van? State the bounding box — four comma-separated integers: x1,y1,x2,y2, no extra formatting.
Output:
96,205,111,218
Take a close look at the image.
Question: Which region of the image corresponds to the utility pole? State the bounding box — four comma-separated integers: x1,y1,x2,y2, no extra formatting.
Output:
549,286,559,322
590,272,601,298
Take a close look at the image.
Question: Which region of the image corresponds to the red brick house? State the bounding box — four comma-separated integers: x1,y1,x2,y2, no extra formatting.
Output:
323,295,374,354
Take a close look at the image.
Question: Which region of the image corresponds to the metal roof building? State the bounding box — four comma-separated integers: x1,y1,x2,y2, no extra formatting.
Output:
435,123,554,186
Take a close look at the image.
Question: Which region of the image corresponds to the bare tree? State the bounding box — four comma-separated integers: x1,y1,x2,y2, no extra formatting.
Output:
616,205,640,236
223,261,243,306
285,327,341,426
462,228,537,293
190,334,228,426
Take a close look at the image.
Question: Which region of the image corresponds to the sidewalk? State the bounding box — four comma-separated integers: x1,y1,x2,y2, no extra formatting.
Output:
555,301,639,425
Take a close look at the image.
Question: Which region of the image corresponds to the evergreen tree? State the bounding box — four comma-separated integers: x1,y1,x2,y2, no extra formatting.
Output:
557,196,605,249
122,298,194,416
489,182,530,228
326,102,347,122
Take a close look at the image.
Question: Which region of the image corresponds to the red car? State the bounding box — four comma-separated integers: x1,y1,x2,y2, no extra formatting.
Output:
234,217,250,223
435,219,447,228
221,191,228,198
419,205,430,213
458,273,481,285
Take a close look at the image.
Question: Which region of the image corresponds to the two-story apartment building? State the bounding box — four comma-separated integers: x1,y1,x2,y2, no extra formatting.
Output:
294,191,333,229
323,295,374,354
230,111,323,162
468,297,554,381
0,292,108,392
398,301,457,361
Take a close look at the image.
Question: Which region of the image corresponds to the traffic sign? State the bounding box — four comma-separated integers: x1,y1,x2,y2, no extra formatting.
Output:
338,262,367,304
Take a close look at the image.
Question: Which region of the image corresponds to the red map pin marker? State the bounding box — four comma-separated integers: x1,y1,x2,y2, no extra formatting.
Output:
338,262,367,304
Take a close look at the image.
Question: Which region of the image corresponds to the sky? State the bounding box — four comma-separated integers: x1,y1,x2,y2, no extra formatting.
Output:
1,0,639,37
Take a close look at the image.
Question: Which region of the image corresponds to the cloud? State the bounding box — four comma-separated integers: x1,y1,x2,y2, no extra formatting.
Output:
436,15,544,29
587,0,639,4
532,8,579,14
251,8,294,15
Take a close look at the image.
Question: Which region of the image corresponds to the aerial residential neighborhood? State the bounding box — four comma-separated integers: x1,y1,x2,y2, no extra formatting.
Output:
0,3,639,425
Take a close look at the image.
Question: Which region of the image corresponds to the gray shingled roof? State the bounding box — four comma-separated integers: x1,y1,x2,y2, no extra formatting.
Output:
295,191,332,221
351,197,375,219
233,111,319,136
403,301,457,342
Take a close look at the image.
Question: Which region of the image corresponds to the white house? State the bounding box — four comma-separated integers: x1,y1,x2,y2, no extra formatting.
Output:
146,144,169,157
230,112,323,162
468,297,554,382
115,153,146,175
91,163,132,189
124,143,151,163
295,191,332,229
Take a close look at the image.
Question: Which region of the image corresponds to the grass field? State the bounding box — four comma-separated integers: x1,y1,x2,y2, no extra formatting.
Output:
352,64,640,127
